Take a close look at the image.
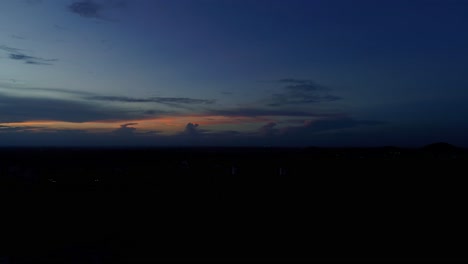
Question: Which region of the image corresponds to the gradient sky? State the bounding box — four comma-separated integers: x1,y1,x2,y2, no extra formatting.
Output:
1,0,468,147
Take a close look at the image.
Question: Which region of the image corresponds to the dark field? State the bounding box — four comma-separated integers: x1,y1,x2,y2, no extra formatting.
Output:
0,145,467,262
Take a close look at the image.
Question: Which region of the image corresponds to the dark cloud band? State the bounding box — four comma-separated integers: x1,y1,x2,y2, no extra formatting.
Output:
268,78,341,106
87,95,216,105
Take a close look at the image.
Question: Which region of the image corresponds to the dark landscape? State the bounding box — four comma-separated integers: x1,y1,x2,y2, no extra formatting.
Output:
0,143,467,262
2,0,468,262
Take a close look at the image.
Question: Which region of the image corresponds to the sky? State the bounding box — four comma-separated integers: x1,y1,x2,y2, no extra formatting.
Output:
1,0,468,147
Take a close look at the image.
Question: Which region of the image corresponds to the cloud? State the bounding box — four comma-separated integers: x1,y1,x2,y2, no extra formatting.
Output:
0,45,22,53
176,117,382,145
87,95,216,106
113,123,137,136
142,130,161,135
69,0,103,18
268,78,341,106
0,45,57,65
123,122,137,127
0,125,40,133
277,78,310,84
182,123,201,136
0,83,93,96
0,83,198,123
0,92,151,123
206,108,334,117
259,122,278,136
0,75,354,146
45,129,88,134
0,122,208,147
0,115,385,147
24,60,51,65
282,117,383,135
68,0,127,20
144,110,158,115
9,53,57,65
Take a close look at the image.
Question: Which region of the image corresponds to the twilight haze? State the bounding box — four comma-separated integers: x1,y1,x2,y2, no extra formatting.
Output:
1,0,468,147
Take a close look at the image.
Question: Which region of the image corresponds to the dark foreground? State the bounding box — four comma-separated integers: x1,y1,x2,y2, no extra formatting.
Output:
0,145,467,262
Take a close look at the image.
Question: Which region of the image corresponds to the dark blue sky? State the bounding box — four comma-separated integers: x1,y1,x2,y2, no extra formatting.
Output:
1,0,468,147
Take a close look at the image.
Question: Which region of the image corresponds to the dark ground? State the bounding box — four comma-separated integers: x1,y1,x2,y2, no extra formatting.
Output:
0,145,467,262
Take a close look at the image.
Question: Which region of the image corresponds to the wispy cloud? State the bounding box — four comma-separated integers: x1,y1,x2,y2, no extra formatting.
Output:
87,95,216,106
0,45,22,53
206,107,337,117
0,76,353,143
277,78,312,84
0,45,57,65
9,54,57,65
0,92,157,123
0,84,94,96
268,78,341,106
0,83,220,124
0,125,41,133
281,117,383,135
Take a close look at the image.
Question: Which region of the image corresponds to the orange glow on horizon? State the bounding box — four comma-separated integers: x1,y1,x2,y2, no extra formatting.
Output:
1,115,275,134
